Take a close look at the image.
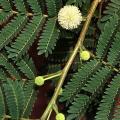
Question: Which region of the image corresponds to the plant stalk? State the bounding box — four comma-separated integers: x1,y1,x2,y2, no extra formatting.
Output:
44,70,62,81
4,115,39,120
40,0,101,119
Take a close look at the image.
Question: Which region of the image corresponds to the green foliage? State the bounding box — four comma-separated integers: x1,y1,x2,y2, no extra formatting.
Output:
113,105,120,120
55,0,63,12
1,0,120,119
107,31,120,65
98,0,120,31
67,94,90,120
0,0,11,11
0,0,61,119
6,15,45,60
3,79,24,119
0,87,5,120
60,1,120,119
96,14,119,59
60,60,101,103
27,0,42,13
13,0,26,13
0,53,36,80
95,74,120,120
45,0,57,17
66,0,87,7
0,0,60,59
38,18,60,57
0,53,21,79
21,80,37,118
0,15,28,50
0,69,7,82
0,53,36,119
0,11,12,24
16,56,36,79
83,66,112,94
0,78,36,119
102,0,120,21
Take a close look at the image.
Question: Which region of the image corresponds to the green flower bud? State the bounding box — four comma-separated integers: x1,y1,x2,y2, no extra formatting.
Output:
80,50,90,61
56,113,65,120
35,76,45,86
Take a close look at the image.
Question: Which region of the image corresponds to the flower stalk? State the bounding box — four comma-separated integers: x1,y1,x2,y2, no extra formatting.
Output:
35,70,62,86
43,70,62,81
40,0,101,120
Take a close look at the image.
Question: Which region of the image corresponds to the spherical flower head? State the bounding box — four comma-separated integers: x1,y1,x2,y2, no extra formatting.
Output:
56,113,65,120
80,51,90,61
35,76,45,86
58,5,82,30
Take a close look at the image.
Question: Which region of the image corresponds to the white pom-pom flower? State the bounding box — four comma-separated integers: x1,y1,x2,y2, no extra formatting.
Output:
58,5,82,30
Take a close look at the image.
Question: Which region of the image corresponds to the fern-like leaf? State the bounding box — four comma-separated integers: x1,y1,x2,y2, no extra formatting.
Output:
96,14,119,59
83,66,112,94
0,87,5,120
0,53,21,79
101,0,120,22
27,0,42,13
95,74,120,120
13,80,25,116
0,69,7,82
13,0,26,13
107,32,120,66
55,0,63,12
0,15,28,50
45,0,57,17
16,56,36,79
7,15,45,60
21,80,36,118
0,0,11,11
38,18,60,57
60,60,101,103
3,79,20,119
66,0,87,7
0,11,13,25
113,104,120,120
67,94,90,120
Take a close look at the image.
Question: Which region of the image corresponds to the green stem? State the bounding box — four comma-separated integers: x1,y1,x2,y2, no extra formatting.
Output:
40,0,101,120
44,71,62,81
53,104,59,114
46,109,53,120
4,115,39,120
4,115,11,119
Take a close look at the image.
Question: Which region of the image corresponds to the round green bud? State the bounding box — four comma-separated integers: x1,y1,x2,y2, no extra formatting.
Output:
56,113,65,120
35,76,45,86
80,51,90,61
